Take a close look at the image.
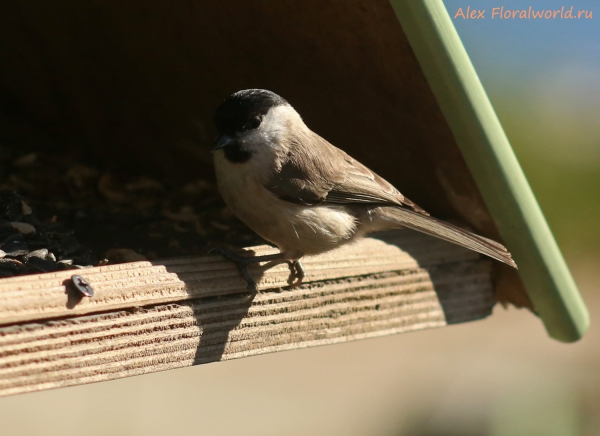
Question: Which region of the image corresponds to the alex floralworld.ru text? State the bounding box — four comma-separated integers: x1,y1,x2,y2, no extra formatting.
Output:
454,6,592,20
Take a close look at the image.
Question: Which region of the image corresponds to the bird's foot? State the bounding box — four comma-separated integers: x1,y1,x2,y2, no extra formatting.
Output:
210,246,304,292
287,260,305,288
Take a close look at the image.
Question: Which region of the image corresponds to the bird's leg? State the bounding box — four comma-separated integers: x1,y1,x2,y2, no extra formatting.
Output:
210,246,300,292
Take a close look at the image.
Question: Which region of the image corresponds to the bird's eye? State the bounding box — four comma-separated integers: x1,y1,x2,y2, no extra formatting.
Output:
246,116,262,130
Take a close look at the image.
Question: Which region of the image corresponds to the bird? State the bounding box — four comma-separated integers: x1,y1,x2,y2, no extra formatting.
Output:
211,89,516,291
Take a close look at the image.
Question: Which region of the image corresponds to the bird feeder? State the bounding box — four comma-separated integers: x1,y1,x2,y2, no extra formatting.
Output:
0,0,588,397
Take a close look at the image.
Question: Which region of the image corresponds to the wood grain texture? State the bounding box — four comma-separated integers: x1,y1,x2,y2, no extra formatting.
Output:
0,231,480,326
0,231,495,397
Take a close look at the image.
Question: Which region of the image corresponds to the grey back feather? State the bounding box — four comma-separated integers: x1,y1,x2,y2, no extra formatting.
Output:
266,130,427,214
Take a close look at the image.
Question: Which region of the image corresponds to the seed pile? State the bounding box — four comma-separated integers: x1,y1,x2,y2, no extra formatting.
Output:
0,149,262,278
0,191,100,277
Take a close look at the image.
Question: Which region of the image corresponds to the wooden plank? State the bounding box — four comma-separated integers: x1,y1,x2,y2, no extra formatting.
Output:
0,264,492,397
0,231,495,397
0,231,479,326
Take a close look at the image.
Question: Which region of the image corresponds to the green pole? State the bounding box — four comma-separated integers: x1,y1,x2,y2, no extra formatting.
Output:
388,0,589,341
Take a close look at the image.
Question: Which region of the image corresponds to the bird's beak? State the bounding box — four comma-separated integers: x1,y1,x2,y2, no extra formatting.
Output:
213,134,235,152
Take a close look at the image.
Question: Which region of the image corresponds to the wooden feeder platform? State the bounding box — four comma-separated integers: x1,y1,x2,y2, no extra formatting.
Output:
1,232,495,397
0,0,588,397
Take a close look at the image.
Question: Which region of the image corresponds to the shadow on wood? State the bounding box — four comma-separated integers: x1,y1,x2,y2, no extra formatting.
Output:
0,231,495,397
372,231,495,324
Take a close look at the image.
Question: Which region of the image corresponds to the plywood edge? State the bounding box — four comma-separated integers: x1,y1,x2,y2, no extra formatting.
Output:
0,231,496,397
0,242,494,397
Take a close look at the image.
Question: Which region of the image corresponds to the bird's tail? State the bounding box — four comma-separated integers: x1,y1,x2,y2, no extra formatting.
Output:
373,207,517,268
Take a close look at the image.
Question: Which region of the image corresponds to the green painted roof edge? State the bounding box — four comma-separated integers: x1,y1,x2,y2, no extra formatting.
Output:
388,0,589,342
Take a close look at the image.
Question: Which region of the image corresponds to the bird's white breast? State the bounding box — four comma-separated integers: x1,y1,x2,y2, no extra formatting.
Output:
214,152,358,255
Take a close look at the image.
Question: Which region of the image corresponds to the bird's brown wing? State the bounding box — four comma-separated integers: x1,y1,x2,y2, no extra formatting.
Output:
323,142,429,215
264,131,516,269
266,132,428,214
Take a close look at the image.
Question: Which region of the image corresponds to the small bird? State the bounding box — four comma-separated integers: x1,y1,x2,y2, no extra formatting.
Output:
212,89,516,291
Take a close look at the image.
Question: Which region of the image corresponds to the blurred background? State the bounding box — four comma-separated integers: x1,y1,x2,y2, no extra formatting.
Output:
0,1,598,434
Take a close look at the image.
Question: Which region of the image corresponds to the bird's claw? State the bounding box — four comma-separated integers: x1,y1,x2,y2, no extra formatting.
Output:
211,246,303,292
286,260,305,288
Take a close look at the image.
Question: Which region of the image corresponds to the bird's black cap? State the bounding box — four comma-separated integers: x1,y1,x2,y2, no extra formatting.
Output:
214,89,288,135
